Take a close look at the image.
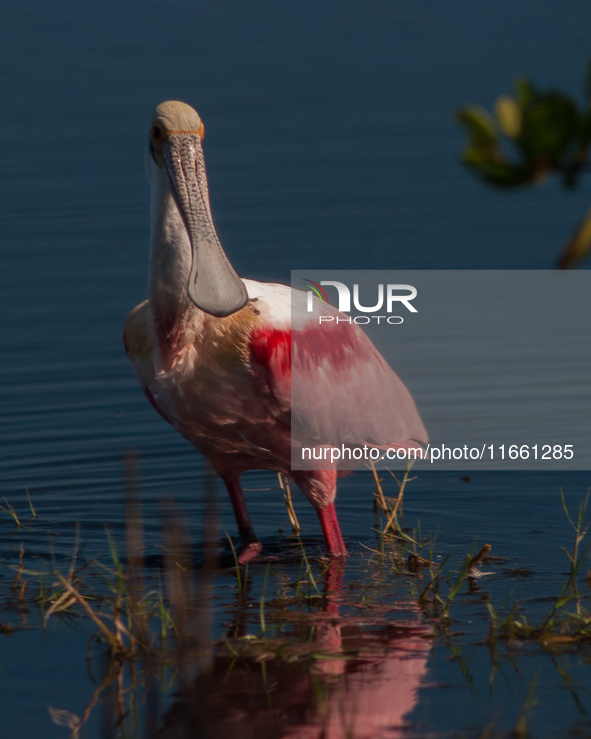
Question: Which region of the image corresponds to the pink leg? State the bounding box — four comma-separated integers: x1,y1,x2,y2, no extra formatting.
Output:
224,477,262,564
317,503,347,558
290,470,346,558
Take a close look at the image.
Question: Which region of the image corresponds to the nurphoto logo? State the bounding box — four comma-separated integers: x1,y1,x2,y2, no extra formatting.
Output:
303,279,418,325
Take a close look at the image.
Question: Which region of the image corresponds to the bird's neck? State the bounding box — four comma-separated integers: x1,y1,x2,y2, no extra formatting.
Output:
148,176,202,358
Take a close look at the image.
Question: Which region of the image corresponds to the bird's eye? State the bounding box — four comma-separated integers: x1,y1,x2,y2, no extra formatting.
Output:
151,125,163,141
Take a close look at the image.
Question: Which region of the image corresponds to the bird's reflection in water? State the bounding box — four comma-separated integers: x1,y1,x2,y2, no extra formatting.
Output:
158,562,432,739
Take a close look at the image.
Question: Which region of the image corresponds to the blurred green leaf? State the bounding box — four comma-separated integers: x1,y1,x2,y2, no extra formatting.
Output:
557,204,591,268
515,77,536,107
520,92,579,159
455,105,498,150
462,148,533,187
456,65,591,267
495,95,522,138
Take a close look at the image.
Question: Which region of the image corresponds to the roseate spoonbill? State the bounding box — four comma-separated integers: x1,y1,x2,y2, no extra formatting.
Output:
124,100,428,562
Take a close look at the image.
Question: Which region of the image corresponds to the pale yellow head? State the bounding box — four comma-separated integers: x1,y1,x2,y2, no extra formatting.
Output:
151,100,204,137
150,101,205,165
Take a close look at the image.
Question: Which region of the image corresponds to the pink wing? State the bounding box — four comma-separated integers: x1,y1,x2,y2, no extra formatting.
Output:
249,300,428,448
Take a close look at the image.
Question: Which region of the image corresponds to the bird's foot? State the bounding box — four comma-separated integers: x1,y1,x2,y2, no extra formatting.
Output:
237,538,263,564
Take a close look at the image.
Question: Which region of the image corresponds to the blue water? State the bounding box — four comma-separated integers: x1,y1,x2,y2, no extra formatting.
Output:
1,1,591,736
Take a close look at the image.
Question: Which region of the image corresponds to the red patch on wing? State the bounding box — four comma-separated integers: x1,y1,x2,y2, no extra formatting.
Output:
250,320,376,377
250,328,291,377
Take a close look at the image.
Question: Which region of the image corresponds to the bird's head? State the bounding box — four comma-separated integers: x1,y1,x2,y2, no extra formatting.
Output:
147,100,248,318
